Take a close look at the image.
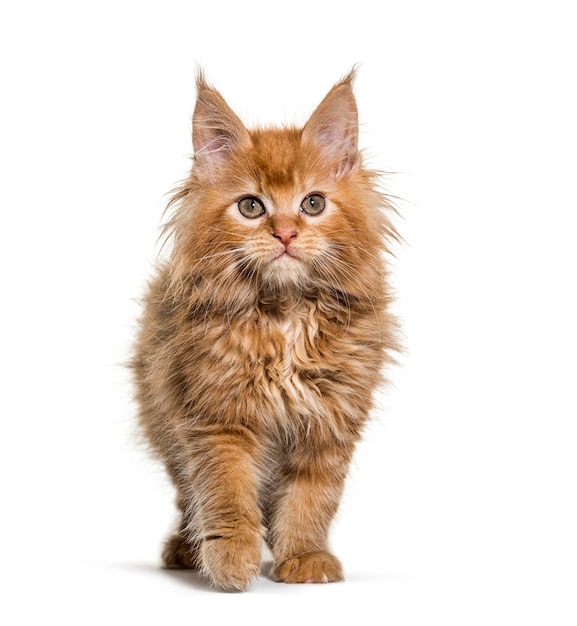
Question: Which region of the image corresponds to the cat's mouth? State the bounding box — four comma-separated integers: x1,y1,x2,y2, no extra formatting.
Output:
275,249,300,262
267,247,307,282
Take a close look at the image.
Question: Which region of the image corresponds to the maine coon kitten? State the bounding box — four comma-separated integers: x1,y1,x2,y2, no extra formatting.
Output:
132,69,399,590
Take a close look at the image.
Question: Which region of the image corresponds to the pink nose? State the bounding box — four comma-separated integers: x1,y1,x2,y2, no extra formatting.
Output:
273,227,297,247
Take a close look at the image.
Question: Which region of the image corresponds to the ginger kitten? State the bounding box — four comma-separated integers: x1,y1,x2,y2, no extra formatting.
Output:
132,69,399,590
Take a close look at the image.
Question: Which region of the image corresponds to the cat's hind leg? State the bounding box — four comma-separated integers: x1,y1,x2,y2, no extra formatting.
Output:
162,531,202,569
161,494,202,569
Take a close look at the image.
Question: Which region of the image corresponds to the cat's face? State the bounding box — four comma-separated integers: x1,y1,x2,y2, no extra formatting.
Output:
225,190,333,288
213,133,362,291
169,71,389,298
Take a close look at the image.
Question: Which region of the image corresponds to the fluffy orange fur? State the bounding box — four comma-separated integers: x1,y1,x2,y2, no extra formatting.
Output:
132,69,399,590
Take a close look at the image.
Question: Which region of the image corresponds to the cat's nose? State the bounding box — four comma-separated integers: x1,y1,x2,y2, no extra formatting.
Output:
273,227,298,248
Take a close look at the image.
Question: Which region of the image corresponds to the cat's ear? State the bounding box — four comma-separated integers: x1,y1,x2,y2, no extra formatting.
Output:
192,71,250,176
302,69,359,178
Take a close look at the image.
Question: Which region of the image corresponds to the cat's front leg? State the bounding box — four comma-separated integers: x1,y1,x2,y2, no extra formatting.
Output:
268,444,351,583
186,425,265,590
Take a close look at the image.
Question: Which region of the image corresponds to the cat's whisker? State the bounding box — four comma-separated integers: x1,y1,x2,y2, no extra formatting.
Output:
313,249,386,340
206,225,255,240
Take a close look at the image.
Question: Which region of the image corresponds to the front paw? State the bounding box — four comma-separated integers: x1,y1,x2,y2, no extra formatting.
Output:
200,529,262,591
273,551,344,583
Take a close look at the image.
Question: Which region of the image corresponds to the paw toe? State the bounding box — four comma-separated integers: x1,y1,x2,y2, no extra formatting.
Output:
274,551,343,584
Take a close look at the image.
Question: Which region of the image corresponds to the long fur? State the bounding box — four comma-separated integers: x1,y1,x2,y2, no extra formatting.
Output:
132,69,399,589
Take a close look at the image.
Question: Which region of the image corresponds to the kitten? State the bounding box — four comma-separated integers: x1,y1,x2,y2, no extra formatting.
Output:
132,69,399,590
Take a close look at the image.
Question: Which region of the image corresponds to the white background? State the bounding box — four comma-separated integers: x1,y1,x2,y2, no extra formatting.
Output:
1,1,576,624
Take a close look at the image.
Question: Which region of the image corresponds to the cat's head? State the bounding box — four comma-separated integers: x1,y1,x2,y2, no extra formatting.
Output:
167,70,396,301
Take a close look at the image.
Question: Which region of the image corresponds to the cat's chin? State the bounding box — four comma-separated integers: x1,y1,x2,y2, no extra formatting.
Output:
263,254,308,287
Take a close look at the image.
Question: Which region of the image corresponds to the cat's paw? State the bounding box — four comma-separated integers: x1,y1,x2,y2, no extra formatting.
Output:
273,551,344,584
200,529,262,591
161,533,201,570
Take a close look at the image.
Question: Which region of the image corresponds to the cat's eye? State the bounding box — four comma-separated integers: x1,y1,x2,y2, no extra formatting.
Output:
300,193,326,216
238,196,266,219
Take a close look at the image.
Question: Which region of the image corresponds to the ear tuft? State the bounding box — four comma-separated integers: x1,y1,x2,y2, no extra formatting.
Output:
302,68,359,178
